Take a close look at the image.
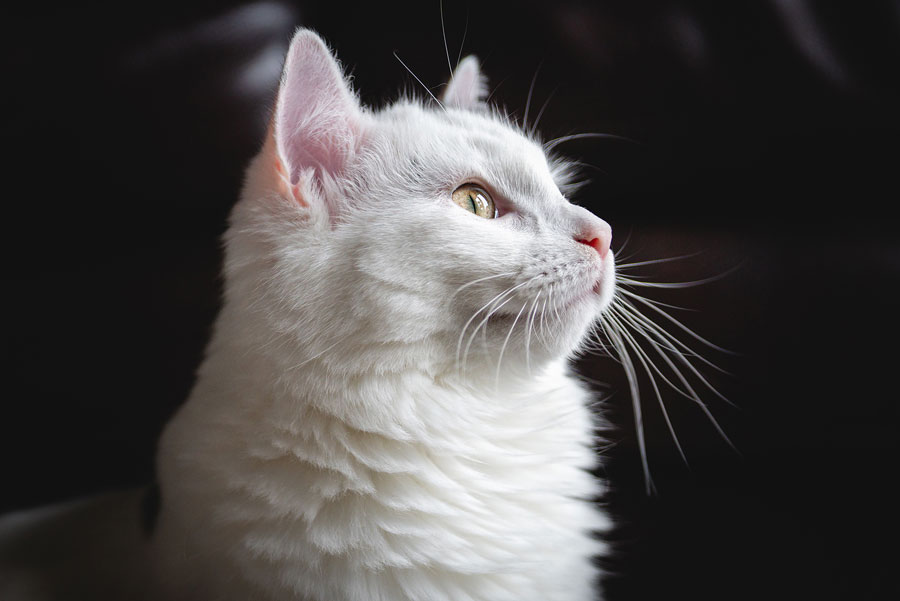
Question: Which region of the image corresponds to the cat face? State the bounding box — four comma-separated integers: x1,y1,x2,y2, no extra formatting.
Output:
231,30,614,378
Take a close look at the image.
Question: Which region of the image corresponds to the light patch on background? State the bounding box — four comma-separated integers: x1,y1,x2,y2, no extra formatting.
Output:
770,0,852,88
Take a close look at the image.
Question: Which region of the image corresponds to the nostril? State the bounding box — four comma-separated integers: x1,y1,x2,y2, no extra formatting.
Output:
577,237,600,251
577,235,611,259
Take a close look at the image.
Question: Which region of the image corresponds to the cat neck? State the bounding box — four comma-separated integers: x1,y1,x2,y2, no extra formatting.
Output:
197,298,577,441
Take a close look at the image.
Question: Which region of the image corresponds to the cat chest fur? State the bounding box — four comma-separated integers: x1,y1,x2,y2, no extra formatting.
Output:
154,361,607,601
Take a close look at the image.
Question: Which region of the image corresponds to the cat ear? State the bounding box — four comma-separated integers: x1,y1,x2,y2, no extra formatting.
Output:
273,29,363,190
442,56,488,109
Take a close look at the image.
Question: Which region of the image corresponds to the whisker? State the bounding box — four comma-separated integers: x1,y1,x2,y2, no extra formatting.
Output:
465,294,516,371
529,87,557,138
618,276,724,289
615,288,694,313
617,259,744,288
550,285,564,326
603,317,655,494
655,352,739,454
632,323,737,409
538,293,550,343
579,320,602,352
598,245,743,489
612,298,705,359
543,132,638,152
614,289,741,441
440,0,453,78
456,281,523,372
523,63,542,133
610,227,636,262
609,305,699,392
606,310,689,466
524,291,542,372
619,298,739,412
394,51,446,111
582,320,615,358
460,277,537,373
455,5,469,68
596,320,618,358
615,289,736,356
615,252,705,270
285,338,343,372
495,299,530,391
485,76,509,105
618,307,739,453
449,272,515,302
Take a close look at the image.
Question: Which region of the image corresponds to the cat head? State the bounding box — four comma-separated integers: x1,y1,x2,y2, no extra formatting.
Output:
228,29,615,382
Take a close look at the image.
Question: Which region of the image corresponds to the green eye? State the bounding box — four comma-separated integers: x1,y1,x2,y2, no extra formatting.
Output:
452,184,496,218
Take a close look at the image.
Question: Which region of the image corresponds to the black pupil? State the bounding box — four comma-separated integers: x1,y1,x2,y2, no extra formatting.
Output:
468,194,477,213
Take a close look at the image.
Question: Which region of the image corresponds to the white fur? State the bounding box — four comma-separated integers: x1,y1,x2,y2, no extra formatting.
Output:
151,30,616,601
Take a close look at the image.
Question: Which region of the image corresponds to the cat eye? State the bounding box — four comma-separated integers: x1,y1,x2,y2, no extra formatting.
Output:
452,184,496,219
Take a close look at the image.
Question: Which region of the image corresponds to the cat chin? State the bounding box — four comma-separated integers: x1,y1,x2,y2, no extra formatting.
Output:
593,252,617,311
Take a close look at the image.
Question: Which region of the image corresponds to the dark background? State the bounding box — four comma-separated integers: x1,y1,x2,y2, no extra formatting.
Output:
3,1,898,599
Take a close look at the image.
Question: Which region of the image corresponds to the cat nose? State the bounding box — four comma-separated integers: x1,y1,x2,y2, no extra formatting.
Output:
575,220,612,259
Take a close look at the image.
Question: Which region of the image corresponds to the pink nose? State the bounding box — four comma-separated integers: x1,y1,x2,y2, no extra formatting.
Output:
576,223,612,259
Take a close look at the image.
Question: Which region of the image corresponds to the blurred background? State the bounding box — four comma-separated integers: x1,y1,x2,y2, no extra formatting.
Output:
3,1,898,599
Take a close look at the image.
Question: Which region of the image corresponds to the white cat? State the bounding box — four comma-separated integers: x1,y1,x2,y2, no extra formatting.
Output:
1,28,618,601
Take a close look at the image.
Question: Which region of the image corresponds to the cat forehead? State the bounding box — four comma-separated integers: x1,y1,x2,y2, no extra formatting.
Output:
371,101,560,198
379,102,540,154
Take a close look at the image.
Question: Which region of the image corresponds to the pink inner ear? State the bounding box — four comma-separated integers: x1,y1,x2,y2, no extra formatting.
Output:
275,30,362,184
442,56,487,110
